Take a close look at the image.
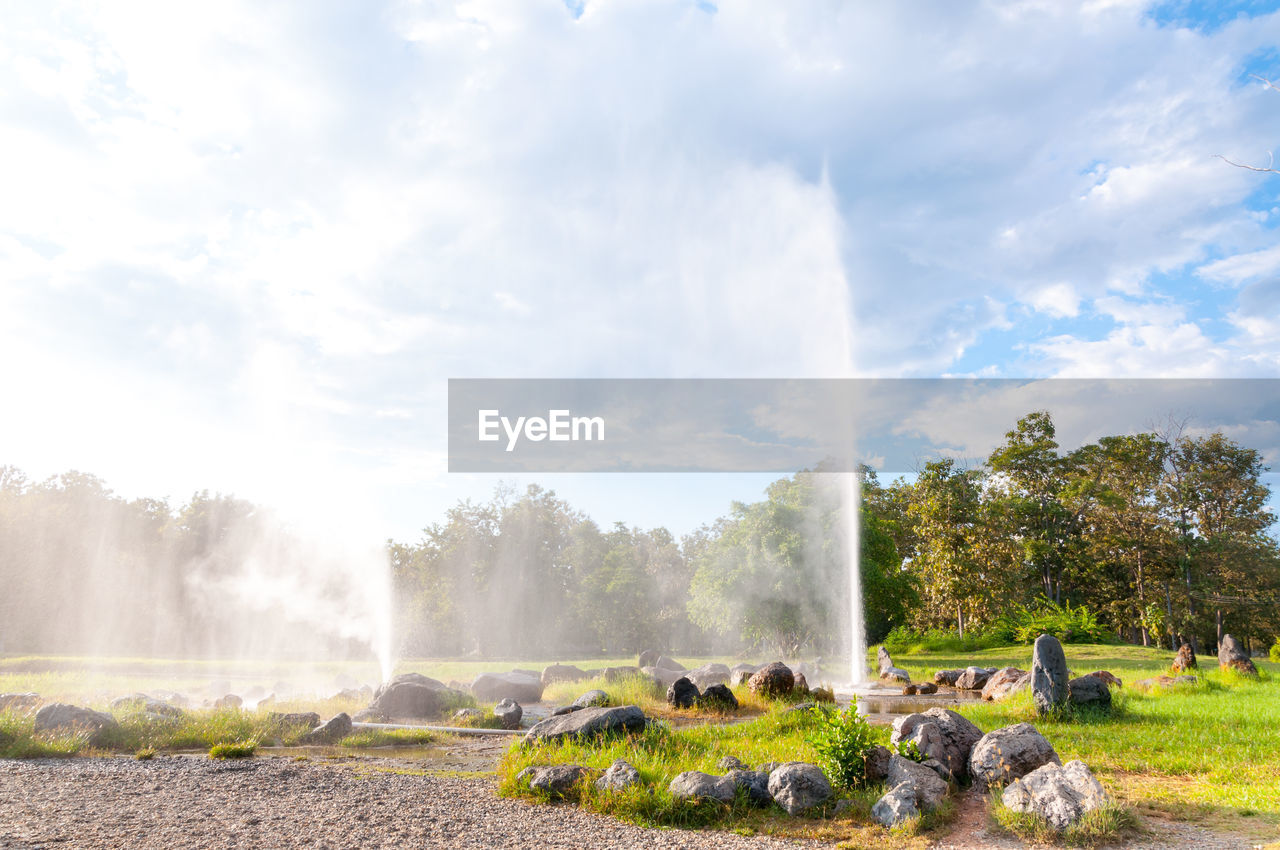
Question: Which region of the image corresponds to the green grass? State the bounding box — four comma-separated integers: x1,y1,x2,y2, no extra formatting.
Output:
208,739,257,759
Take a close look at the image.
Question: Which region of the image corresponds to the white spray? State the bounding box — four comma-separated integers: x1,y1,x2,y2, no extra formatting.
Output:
843,469,866,685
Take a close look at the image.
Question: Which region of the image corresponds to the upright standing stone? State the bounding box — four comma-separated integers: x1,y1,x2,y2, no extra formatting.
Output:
1031,634,1069,716
1171,643,1197,673
1218,634,1258,676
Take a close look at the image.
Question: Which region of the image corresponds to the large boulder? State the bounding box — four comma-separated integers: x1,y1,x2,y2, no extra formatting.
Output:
494,698,523,730
969,723,1061,790
1003,760,1109,830
767,762,833,815
541,664,590,686
982,668,1029,702
472,672,544,704
889,708,983,781
596,759,641,792
366,674,465,720
698,684,739,711
300,712,353,744
730,664,759,686
933,669,965,687
602,666,643,682
865,745,892,783
523,705,646,744
670,771,736,803
871,782,919,828
269,711,321,730
728,769,772,806
748,662,795,698
33,704,118,745
1067,676,1111,709
888,754,949,809
685,663,731,690
1171,643,1197,673
877,646,896,676
1084,670,1122,688
637,650,661,669
572,689,610,708
666,677,700,709
517,764,599,798
1218,634,1258,676
654,655,686,672
1031,634,1069,716
880,666,911,685
955,666,992,690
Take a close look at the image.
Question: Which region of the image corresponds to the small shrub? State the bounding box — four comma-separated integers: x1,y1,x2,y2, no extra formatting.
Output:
1270,639,1280,663
135,747,156,760
806,702,876,789
209,740,257,759
892,737,925,763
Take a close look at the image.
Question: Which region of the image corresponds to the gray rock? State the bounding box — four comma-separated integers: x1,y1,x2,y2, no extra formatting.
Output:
367,673,465,720
717,755,748,771
301,712,352,744
0,693,42,715
730,664,759,686
685,663,731,690
921,758,952,782
759,761,781,776
1067,675,1111,709
33,704,118,745
471,672,544,704
890,708,983,781
641,665,685,688
1032,634,1070,715
865,744,892,783
596,758,642,791
890,713,944,763
955,666,992,690
669,770,736,803
1218,633,1258,676
602,666,643,682
550,704,584,716
666,677,700,709
888,754,949,809
933,669,964,686
877,646,896,675
270,711,321,730
767,762,833,815
872,781,919,827
212,694,242,709
1133,674,1199,691
541,664,590,686
748,662,795,698
517,764,598,798
880,666,911,684
1003,760,1109,830
654,655,686,672
698,684,738,711
452,707,485,724
982,668,1030,702
727,769,772,806
914,682,938,695
523,705,646,744
572,689,610,708
494,698,523,729
969,723,1061,790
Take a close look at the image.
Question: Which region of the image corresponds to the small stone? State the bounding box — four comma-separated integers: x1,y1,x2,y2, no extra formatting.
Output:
595,759,641,792
494,698,523,730
767,762,833,815
666,677,700,709
697,684,738,711
669,770,736,803
872,781,919,827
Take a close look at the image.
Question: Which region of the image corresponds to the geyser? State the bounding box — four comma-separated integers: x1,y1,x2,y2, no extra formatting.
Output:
844,469,867,685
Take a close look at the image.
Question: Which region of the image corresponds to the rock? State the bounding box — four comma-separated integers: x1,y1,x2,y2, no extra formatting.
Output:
1172,643,1197,673
872,781,919,827
517,764,599,798
471,672,544,704
602,666,643,682
698,684,739,711
637,650,660,668
1084,670,1122,688
114,696,184,719
269,712,321,730
452,707,485,724
890,708,983,781
880,666,911,684
934,669,964,686
767,762,833,815
550,705,583,716
888,754,949,808
915,682,938,695
301,712,352,744
0,693,42,716
641,666,685,688
748,662,795,698
33,704,118,745
969,723,1061,790
728,769,772,806
717,755,748,771
1133,674,1198,691
541,664,590,686
494,698,523,730
213,694,243,709
654,655,686,672
759,761,781,776
367,674,466,720
792,673,809,695
1003,760,1109,830
877,646,896,675
1031,634,1070,715
902,683,919,695
955,666,992,690
665,677,700,709
865,744,892,782
685,663,731,690
523,705,646,744
572,689,609,708
785,701,816,713
1218,634,1258,676
811,686,836,703
730,664,759,686
670,770,736,803
1067,676,1111,709
982,668,1030,702
596,759,641,792
921,758,952,782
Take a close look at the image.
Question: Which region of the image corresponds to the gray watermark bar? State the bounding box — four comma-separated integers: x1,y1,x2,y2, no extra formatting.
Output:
447,378,1280,473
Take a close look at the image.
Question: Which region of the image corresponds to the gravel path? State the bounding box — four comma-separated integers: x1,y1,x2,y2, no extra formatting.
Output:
0,756,812,850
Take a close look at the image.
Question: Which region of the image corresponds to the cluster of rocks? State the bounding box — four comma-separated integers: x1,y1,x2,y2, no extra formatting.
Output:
666,677,738,711
877,647,911,685
873,704,1109,830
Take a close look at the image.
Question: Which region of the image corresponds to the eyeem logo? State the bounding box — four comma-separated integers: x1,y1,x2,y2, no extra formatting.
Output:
478,409,605,451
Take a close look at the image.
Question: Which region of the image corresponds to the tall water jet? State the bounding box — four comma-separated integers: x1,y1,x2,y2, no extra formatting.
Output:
844,469,867,685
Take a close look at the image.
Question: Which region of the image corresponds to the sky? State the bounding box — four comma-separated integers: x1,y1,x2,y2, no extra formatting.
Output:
2,0,1280,541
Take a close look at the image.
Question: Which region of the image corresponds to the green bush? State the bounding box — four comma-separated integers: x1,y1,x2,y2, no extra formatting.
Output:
806,702,876,789
208,740,257,759
1270,639,1280,664
993,600,1118,646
